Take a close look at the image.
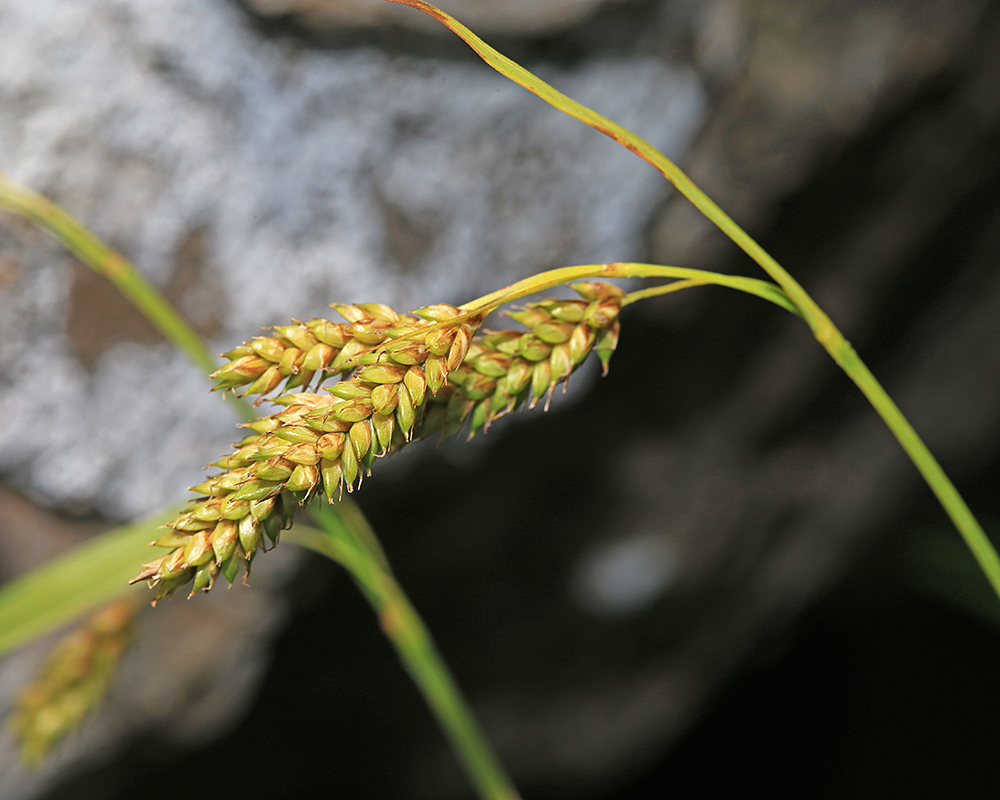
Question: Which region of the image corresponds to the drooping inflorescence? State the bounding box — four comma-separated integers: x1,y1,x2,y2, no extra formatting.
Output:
132,281,624,602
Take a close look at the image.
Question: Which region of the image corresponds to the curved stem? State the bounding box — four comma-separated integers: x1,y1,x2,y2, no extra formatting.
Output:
459,262,800,318
0,171,220,379
386,0,1000,602
823,333,1000,597
622,278,708,306
292,504,521,800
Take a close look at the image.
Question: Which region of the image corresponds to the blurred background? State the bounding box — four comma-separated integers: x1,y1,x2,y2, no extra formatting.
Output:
2,0,999,797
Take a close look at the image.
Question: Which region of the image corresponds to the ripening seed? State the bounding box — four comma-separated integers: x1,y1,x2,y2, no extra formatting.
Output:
274,426,320,444
530,361,552,406
340,444,359,488
349,420,373,461
238,514,262,555
307,319,351,348
221,553,240,585
499,358,532,395
212,519,240,564
287,463,320,493
403,366,426,408
274,324,318,352
316,432,345,461
550,342,574,381
372,412,394,451
506,308,549,328
249,337,288,361
544,300,586,323
321,458,344,500
425,354,449,394
424,326,455,356
190,560,218,595
220,498,252,520
152,530,191,549
192,499,222,522
385,339,428,365
256,457,294,481
471,352,510,378
413,303,460,322
278,347,305,375
218,354,269,379
358,363,407,384
331,398,374,423
350,321,389,345
327,381,373,400
371,383,400,415
232,479,283,502
215,468,249,490
533,321,574,344
283,442,321,466
302,342,336,371
181,530,214,568
252,436,289,460
517,334,551,362
155,572,194,604
157,548,189,581
447,327,471,371
172,514,213,532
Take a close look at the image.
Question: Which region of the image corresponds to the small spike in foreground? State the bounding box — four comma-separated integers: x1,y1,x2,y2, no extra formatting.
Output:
11,599,137,766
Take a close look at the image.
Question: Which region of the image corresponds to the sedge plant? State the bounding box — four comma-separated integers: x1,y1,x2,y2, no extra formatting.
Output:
0,1,997,797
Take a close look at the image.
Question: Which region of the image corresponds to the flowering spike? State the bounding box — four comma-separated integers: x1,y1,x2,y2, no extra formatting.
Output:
135,283,624,601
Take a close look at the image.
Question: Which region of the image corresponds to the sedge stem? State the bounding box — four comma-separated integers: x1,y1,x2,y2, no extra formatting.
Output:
295,504,522,800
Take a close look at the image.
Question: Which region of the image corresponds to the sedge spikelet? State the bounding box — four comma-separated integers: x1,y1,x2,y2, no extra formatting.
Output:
10,599,137,766
211,302,423,403
134,305,481,601
428,281,625,437
134,282,622,602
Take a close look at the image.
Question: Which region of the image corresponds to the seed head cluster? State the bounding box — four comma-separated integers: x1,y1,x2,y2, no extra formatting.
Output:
133,282,623,602
442,280,624,436
11,600,136,765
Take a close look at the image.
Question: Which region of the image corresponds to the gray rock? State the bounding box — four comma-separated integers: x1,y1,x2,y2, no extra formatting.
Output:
0,0,703,794
0,0,704,519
